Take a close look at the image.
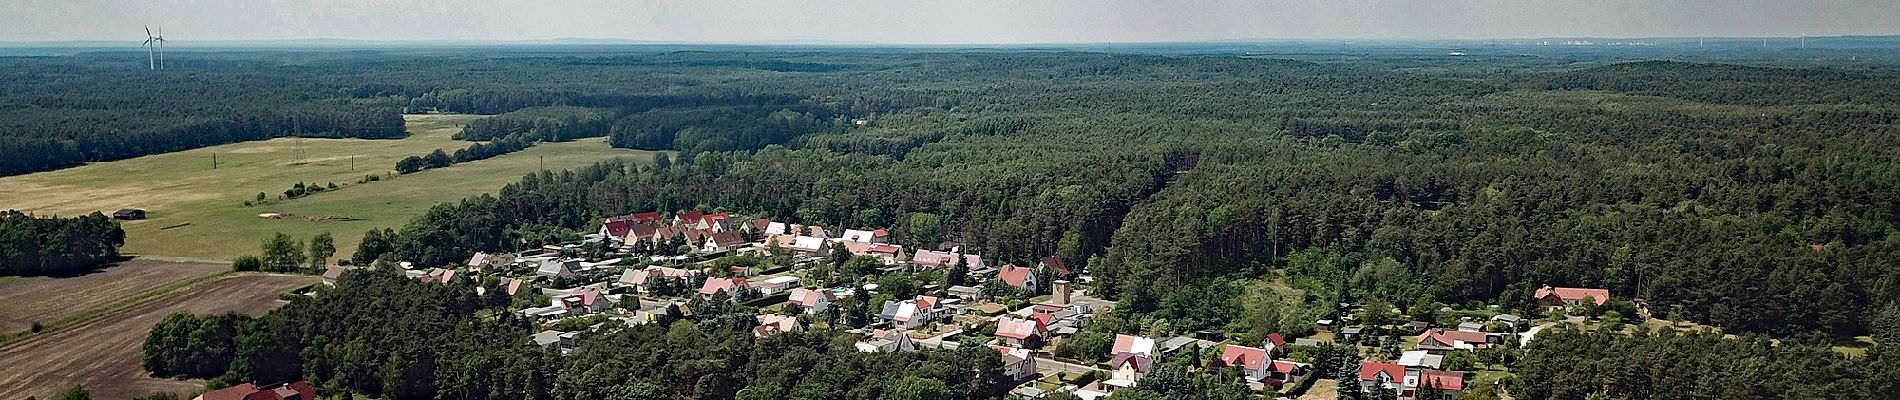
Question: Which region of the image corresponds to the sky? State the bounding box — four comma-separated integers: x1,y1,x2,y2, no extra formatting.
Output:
1,0,1896,44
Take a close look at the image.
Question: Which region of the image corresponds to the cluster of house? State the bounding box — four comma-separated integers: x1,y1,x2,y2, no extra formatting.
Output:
1099,333,1308,393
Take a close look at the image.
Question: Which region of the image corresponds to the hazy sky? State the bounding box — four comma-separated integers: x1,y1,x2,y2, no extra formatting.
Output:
2,0,1896,44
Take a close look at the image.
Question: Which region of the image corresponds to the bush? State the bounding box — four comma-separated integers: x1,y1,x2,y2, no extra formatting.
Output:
232,255,263,272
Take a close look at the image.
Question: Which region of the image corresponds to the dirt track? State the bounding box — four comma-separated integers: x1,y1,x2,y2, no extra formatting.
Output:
0,259,227,333
0,274,317,400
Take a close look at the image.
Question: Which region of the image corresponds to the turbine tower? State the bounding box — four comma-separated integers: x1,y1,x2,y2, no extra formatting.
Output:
143,26,158,70
155,26,166,70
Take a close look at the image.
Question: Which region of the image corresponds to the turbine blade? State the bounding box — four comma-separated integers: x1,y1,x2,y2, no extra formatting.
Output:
146,26,152,36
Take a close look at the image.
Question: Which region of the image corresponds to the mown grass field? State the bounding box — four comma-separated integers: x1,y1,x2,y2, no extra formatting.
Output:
0,114,656,260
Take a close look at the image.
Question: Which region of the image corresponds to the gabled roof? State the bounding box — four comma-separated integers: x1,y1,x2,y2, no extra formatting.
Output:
842,229,878,242
1266,333,1287,347
992,345,1033,364
788,288,834,308
1419,370,1466,391
706,231,746,247
1112,334,1157,356
1359,362,1407,382
1039,256,1071,276
1416,329,1489,349
1219,345,1269,371
744,218,772,231
503,278,525,296
676,210,706,224
699,277,749,296
1109,352,1154,373
996,316,1043,340
997,264,1035,288
755,314,801,337
1534,285,1611,306
1269,360,1303,374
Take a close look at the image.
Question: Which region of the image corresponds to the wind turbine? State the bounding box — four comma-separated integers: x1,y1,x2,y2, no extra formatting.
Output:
143,26,157,70
155,26,166,70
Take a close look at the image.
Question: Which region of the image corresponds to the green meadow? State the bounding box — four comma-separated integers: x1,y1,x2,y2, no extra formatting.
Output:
0,114,656,260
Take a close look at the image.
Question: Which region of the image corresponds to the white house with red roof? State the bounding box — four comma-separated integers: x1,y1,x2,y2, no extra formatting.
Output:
786,288,835,314
1103,334,1160,391
1218,344,1273,382
995,315,1048,349
995,264,1039,291
1415,328,1492,351
1359,362,1464,400
1534,284,1611,309
698,277,750,300
1264,332,1288,354
992,345,1038,381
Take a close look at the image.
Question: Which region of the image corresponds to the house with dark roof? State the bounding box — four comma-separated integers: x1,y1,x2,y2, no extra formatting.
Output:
702,231,747,253
855,329,920,353
1105,351,1154,391
112,208,147,220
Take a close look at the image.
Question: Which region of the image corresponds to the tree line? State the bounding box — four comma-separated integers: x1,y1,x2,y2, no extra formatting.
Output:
0,211,124,276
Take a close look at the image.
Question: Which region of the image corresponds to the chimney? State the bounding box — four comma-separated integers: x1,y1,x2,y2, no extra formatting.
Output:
1052,280,1071,305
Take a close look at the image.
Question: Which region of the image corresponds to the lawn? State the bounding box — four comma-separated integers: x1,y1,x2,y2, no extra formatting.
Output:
0,114,658,260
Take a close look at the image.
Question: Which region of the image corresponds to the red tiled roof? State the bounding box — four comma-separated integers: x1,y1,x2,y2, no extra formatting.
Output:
699,277,749,296
872,228,889,237
1534,285,1611,306
1416,329,1489,348
1219,345,1269,371
996,316,1043,340
677,210,705,224
997,264,1034,288
1359,362,1406,382
1269,360,1301,373
1420,370,1466,391
1039,256,1070,276
1266,333,1286,347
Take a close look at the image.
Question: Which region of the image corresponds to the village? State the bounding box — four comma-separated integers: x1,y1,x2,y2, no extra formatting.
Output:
308,209,1628,400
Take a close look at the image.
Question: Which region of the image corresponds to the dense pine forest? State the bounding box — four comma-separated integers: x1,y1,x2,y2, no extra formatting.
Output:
8,48,1900,398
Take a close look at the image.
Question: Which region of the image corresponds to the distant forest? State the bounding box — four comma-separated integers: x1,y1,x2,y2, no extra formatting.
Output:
8,50,1900,398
